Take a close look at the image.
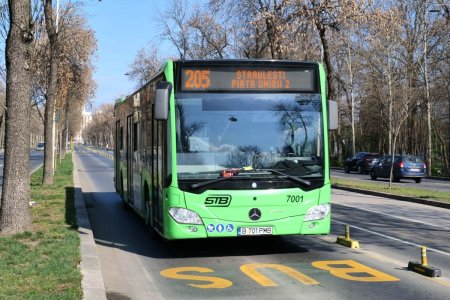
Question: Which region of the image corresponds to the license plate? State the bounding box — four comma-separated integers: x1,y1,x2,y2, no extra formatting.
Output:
410,168,420,172
237,227,273,236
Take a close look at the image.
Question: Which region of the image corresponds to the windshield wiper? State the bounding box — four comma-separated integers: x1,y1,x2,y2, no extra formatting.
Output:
190,176,234,190
261,169,311,187
189,168,312,190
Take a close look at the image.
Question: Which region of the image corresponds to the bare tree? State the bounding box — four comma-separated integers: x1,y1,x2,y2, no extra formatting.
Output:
127,45,163,87
82,104,114,148
30,1,96,167
161,0,230,59
152,0,450,174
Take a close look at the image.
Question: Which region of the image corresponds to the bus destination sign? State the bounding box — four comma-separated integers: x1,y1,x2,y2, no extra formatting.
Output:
180,65,316,92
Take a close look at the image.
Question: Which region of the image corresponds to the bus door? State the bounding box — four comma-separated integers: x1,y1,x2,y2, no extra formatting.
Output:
114,120,121,193
132,119,142,211
152,112,166,233
126,114,133,206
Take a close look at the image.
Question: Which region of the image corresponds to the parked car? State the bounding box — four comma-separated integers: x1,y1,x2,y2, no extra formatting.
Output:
344,152,381,174
36,142,45,151
370,155,426,183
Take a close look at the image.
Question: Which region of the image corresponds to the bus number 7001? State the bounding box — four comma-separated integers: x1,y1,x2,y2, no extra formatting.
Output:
287,195,303,203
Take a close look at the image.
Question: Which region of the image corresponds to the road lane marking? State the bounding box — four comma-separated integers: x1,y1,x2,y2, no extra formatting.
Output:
333,203,446,229
240,263,319,286
332,220,450,257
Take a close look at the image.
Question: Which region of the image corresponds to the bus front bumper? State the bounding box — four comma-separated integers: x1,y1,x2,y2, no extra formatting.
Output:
163,213,331,240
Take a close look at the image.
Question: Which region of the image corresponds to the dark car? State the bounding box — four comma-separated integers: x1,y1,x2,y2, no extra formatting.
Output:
344,152,381,174
370,155,426,183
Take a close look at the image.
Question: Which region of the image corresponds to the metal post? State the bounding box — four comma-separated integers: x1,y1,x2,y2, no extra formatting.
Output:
345,225,350,240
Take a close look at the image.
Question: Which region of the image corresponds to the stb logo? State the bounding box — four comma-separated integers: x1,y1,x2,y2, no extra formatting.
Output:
204,195,232,207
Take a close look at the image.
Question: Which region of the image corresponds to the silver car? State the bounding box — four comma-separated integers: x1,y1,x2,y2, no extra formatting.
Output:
36,142,45,151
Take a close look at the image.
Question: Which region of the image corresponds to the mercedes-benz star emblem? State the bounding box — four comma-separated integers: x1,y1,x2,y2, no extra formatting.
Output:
249,208,261,221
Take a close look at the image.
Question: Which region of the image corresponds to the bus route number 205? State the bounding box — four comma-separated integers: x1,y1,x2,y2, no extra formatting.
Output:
287,195,304,203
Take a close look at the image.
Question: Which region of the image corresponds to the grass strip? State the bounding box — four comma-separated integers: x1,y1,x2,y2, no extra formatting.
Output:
0,153,82,299
332,177,450,203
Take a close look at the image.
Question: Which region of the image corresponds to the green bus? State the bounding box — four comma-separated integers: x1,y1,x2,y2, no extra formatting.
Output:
114,59,338,240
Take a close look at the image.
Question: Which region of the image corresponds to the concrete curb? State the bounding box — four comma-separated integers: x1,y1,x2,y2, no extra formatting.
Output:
332,185,450,210
73,155,107,300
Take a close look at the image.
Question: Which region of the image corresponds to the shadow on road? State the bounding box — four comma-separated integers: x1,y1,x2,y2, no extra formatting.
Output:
81,191,340,260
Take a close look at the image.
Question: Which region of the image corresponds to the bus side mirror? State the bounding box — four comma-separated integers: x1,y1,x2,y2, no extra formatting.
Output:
328,100,338,130
155,81,172,120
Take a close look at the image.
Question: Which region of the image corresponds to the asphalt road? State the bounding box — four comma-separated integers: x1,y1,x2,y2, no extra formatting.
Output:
74,149,450,300
331,169,450,193
0,149,45,194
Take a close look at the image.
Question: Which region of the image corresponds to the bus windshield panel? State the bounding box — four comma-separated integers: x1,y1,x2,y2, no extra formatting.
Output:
175,92,323,191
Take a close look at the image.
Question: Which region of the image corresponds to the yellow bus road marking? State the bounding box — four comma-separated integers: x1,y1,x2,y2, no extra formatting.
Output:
312,260,400,282
319,235,450,290
332,220,450,257
240,264,319,286
160,267,233,289
160,260,399,289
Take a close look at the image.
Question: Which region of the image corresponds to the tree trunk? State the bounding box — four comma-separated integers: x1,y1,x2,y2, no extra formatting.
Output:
0,0,33,234
316,24,336,101
43,0,58,185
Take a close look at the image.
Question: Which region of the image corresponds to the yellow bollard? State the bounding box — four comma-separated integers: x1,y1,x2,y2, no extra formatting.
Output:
407,245,441,277
421,246,428,266
336,224,359,249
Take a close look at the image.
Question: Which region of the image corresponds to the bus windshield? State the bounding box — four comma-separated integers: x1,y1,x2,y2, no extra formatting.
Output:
175,93,323,181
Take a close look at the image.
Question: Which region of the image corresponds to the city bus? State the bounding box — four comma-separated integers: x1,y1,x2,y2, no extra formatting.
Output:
114,59,338,240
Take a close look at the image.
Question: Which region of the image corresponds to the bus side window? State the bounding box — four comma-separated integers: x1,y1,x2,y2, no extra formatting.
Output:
120,127,124,150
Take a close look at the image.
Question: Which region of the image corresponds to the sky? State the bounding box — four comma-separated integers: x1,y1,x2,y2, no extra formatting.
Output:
84,0,171,108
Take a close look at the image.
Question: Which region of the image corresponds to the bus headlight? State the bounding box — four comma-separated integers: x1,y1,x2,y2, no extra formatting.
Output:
304,204,330,221
169,207,203,225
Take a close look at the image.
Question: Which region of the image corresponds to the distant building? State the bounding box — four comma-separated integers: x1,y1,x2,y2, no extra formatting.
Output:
76,106,92,143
